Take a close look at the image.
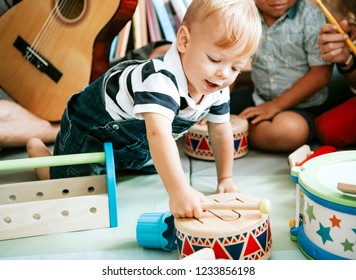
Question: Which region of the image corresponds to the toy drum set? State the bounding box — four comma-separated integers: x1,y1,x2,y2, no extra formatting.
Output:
0,143,118,240
184,115,248,160
174,193,272,260
290,151,356,260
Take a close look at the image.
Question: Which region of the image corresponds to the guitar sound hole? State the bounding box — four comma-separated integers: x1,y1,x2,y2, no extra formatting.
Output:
56,0,86,23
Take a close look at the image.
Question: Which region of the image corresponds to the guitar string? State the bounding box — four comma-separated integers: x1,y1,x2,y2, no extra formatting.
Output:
36,0,79,55
32,0,77,56
28,0,65,63
29,0,79,65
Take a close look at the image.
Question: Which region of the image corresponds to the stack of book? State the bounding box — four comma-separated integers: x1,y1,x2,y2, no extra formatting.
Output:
110,0,191,62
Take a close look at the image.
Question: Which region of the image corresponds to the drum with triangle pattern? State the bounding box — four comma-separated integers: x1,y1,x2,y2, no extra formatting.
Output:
174,193,272,260
184,115,248,160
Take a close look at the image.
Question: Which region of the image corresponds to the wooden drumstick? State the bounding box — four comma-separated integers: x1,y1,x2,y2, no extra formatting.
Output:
316,0,356,54
201,198,271,214
337,182,356,195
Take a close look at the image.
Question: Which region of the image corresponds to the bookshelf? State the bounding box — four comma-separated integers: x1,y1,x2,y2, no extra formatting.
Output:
110,0,189,61
109,0,252,74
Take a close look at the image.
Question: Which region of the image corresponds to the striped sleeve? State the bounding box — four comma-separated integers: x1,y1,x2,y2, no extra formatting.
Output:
205,87,230,123
132,60,181,122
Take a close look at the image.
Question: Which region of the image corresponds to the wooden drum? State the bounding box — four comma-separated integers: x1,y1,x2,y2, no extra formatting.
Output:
174,193,272,260
184,115,248,160
290,151,356,260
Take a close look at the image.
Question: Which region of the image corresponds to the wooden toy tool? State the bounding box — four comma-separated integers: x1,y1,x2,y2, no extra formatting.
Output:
0,142,118,241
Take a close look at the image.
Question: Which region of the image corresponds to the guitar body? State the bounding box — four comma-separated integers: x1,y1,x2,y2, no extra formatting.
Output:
0,0,137,121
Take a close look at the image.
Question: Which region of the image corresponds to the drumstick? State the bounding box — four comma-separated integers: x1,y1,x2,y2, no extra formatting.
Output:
316,0,356,54
337,182,356,195
201,198,270,214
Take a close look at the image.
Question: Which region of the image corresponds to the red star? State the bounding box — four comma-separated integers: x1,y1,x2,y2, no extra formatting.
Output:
329,215,341,228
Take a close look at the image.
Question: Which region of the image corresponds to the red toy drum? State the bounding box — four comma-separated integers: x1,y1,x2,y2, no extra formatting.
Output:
174,193,272,260
184,115,248,160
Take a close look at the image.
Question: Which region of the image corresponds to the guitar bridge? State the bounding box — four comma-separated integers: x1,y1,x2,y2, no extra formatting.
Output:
13,36,62,83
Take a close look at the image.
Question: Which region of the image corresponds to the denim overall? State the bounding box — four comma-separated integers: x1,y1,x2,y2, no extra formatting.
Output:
50,60,198,179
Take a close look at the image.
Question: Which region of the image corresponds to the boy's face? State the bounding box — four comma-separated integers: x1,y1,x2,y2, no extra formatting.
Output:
177,20,248,100
255,0,297,25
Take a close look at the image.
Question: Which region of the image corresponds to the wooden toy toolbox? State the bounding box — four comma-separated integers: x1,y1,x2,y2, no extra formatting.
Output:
0,143,117,240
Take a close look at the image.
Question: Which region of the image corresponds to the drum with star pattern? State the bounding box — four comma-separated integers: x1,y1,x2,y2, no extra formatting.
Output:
290,151,356,259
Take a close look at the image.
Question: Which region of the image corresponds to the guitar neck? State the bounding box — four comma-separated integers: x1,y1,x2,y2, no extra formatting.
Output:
91,0,138,82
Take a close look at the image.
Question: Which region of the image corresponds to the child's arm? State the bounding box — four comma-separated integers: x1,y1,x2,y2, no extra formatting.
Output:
273,64,332,109
207,121,239,193
143,112,207,218
240,64,333,124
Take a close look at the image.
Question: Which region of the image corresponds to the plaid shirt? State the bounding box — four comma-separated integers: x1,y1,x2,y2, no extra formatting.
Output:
252,0,329,108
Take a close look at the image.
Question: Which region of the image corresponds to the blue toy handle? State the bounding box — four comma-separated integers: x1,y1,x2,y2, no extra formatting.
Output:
104,142,118,228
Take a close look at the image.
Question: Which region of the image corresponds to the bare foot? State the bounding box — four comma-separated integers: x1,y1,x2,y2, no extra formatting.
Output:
26,138,52,180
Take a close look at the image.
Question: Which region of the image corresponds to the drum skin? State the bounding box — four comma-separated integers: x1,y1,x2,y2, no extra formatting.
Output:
184,115,248,160
174,193,272,260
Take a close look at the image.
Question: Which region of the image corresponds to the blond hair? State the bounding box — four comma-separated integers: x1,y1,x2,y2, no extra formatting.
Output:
182,0,262,58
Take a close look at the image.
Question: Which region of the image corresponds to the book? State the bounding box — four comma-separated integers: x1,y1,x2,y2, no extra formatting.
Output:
170,0,187,23
164,0,180,33
132,0,148,49
115,20,132,58
109,35,119,62
146,0,163,41
152,0,176,42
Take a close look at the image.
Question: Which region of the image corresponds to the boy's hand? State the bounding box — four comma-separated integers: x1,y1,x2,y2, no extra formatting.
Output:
239,101,282,124
169,187,208,219
217,177,240,193
317,21,355,64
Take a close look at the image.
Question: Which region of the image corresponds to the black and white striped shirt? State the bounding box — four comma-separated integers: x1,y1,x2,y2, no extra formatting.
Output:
103,43,230,124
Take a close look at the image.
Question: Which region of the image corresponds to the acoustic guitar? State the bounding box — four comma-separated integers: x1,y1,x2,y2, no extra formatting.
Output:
0,0,138,121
